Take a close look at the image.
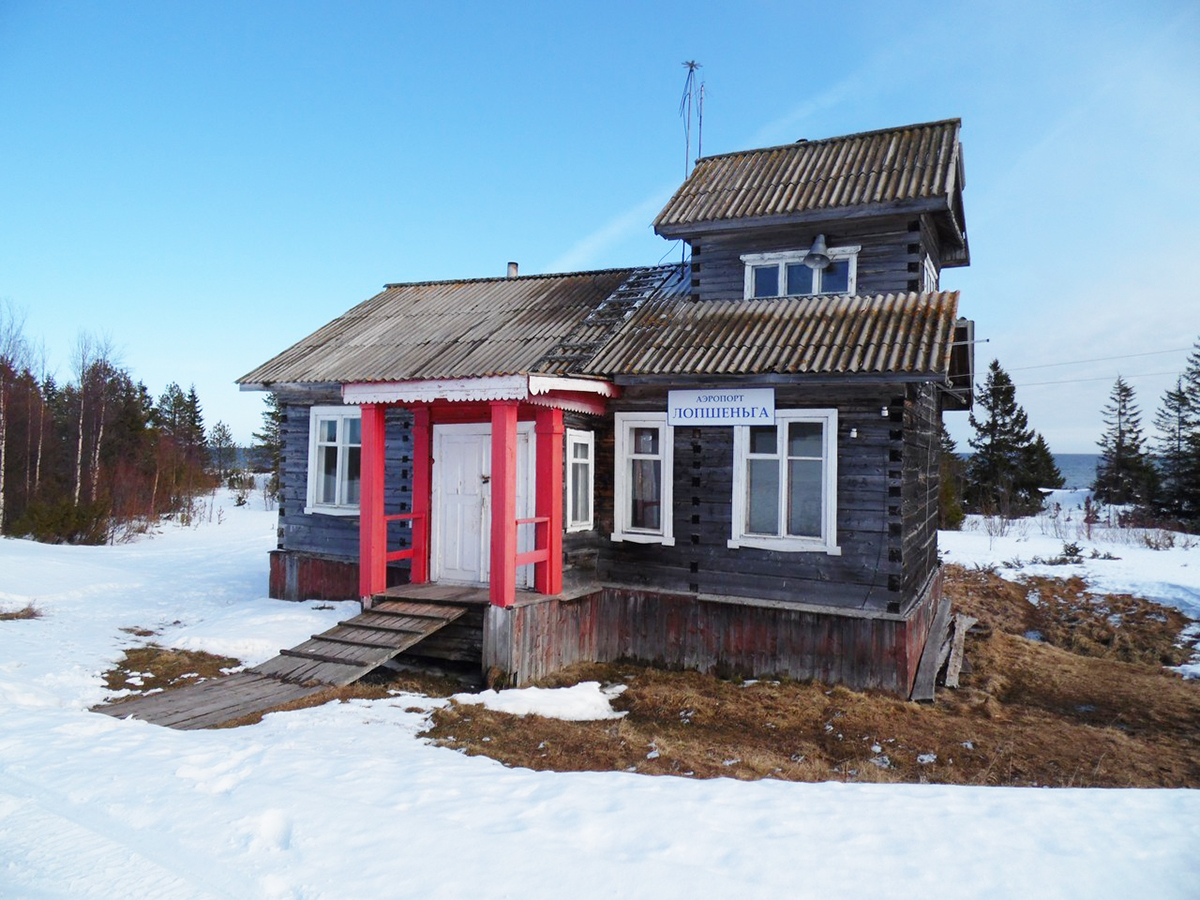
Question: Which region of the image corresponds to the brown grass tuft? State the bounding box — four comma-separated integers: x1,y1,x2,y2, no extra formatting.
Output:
1,604,42,621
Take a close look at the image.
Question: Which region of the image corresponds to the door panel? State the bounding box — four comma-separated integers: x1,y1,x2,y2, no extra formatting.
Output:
432,424,534,587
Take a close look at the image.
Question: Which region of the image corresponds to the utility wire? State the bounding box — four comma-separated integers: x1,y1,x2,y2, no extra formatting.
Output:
1008,347,1191,372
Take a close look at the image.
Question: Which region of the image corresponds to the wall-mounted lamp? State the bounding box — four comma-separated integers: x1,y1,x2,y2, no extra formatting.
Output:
803,234,831,270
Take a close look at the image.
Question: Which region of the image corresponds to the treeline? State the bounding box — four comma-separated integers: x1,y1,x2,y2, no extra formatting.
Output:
0,304,237,543
944,341,1200,531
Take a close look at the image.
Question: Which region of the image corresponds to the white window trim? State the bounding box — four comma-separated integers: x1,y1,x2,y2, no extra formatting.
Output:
611,412,675,545
741,246,860,299
729,408,840,554
922,255,939,292
305,405,362,516
565,428,595,533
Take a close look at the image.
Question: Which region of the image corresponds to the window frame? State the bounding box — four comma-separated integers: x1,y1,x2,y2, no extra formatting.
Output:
611,412,675,545
565,428,595,533
305,405,363,516
741,246,860,299
729,408,840,554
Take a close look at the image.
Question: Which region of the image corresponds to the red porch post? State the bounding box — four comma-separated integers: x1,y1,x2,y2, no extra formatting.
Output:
534,407,564,595
489,400,519,608
358,403,387,601
410,406,431,584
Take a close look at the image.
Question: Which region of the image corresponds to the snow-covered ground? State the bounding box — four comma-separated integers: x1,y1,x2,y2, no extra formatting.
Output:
1,491,1198,899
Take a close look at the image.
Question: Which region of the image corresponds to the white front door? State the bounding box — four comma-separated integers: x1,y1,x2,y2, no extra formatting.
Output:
431,423,535,587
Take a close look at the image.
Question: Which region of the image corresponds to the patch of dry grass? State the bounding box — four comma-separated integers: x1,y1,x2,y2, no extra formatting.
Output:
0,604,41,621
102,645,243,694
423,566,1200,788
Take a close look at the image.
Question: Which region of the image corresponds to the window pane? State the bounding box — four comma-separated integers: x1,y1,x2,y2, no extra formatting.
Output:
630,458,661,530
572,440,590,461
788,421,823,457
632,427,659,455
752,265,778,298
786,262,813,296
820,259,850,293
345,446,361,505
571,461,590,523
346,417,361,445
318,445,338,504
746,458,780,535
749,425,777,455
787,458,823,537
319,419,337,443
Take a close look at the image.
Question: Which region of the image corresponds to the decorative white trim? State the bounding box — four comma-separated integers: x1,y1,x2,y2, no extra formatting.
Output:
528,375,617,397
565,428,595,533
741,245,860,299
343,374,618,406
728,408,840,555
304,405,363,516
611,412,675,546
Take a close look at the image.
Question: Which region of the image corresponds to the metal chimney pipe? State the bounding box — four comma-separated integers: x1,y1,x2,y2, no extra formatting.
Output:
507,261,519,278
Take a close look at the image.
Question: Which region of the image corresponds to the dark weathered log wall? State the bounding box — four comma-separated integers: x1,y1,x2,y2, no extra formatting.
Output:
688,215,940,303
594,383,918,614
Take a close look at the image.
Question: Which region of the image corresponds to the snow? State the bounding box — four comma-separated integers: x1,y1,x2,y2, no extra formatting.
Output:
0,490,1197,899
451,681,628,720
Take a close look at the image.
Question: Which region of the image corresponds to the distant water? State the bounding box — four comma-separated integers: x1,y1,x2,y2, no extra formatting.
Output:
1053,454,1099,491
957,453,1099,491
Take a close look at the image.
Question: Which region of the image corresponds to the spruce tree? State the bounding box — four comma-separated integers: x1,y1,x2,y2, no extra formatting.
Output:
965,359,1044,513
250,393,284,499
1025,433,1064,492
208,421,235,479
1093,376,1156,506
1153,376,1192,520
938,421,965,530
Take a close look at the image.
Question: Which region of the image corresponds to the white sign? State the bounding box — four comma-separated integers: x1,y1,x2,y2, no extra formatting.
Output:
667,388,775,426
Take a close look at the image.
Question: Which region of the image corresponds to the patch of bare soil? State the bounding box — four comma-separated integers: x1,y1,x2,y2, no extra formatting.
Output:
0,604,41,621
422,565,1200,787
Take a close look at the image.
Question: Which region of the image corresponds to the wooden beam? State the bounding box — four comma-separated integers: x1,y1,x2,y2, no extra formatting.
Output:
490,400,519,607
534,407,563,595
358,403,387,601
410,406,431,584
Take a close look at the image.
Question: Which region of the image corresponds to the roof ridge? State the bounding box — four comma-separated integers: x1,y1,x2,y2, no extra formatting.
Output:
695,118,961,164
382,263,677,290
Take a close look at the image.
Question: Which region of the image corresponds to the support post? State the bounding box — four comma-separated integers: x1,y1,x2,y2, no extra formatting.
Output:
358,403,387,602
489,400,519,608
534,407,564,595
410,406,431,584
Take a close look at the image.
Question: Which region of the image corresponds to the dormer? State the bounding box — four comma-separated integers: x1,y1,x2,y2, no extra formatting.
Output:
653,119,969,303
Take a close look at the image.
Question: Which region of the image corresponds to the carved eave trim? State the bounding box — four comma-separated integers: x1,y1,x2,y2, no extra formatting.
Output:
342,375,618,408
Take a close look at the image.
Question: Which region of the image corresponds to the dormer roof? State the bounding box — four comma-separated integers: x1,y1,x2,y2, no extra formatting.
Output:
654,119,969,265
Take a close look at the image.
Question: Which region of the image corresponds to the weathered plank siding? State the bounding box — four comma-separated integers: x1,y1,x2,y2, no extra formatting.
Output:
596,383,916,613
688,215,940,303
485,569,942,693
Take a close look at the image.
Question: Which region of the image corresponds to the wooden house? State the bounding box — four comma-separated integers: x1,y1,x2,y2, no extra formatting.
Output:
238,118,973,695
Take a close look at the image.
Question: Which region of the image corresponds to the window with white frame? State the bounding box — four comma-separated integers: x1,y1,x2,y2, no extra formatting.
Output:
612,412,674,545
565,428,594,532
306,406,362,515
922,255,939,292
741,246,859,299
729,409,840,554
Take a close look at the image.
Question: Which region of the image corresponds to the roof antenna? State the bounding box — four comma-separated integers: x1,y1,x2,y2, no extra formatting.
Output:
679,61,702,179
680,61,703,266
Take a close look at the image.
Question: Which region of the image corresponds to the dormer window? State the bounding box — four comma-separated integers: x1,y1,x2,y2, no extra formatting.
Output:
741,246,859,299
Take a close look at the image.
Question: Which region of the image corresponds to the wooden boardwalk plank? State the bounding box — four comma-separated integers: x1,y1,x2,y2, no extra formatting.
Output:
92,597,476,728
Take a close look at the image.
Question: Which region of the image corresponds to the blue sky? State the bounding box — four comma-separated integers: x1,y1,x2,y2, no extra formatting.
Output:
2,0,1198,452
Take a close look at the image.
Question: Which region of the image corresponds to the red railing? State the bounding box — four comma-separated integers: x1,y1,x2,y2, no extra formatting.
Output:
383,512,427,576
514,515,551,568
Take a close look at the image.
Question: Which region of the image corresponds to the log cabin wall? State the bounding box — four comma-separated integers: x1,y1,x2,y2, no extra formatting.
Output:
270,392,413,600
594,382,934,615
688,215,941,303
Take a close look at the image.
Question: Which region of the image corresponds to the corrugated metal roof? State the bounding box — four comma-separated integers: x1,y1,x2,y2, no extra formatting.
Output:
654,119,962,234
581,291,960,378
238,269,640,386
240,266,960,388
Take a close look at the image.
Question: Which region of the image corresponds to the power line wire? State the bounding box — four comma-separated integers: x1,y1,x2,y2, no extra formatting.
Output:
1009,347,1191,372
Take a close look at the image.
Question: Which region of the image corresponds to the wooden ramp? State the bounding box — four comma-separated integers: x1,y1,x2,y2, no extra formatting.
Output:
95,595,472,729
